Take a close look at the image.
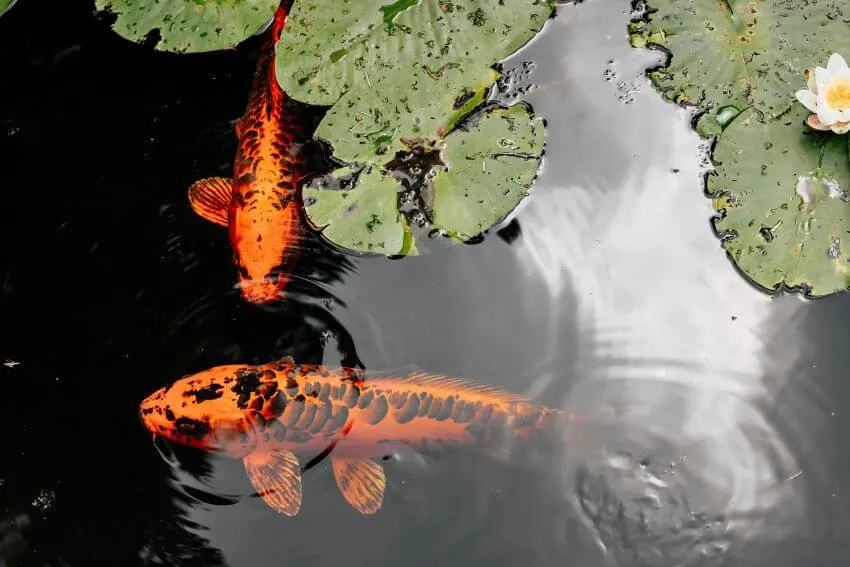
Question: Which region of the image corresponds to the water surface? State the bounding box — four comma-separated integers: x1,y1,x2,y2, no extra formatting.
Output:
1,1,849,566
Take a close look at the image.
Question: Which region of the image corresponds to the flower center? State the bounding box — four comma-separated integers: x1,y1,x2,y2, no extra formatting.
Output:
825,80,850,111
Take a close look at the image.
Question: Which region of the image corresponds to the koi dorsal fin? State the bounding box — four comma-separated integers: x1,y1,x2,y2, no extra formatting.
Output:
243,448,302,516
331,456,386,515
397,372,531,404
188,177,232,227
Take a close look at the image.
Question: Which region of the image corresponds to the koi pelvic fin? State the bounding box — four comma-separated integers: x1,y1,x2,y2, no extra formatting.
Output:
244,448,302,516
331,456,386,515
188,177,232,227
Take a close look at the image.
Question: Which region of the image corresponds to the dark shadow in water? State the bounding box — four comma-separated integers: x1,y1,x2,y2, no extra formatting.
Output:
742,294,850,567
0,1,359,566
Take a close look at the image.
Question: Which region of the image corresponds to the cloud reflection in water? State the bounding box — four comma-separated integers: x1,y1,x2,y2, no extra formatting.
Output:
507,1,806,563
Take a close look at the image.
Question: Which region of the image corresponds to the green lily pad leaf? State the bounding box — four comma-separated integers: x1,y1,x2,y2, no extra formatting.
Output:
277,0,554,163
430,103,544,240
312,61,497,165
0,0,16,16
94,0,278,53
708,104,850,297
630,0,850,127
281,0,553,256
303,166,416,256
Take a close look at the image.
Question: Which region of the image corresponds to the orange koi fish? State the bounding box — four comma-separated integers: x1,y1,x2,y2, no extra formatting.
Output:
188,2,311,304
140,357,581,516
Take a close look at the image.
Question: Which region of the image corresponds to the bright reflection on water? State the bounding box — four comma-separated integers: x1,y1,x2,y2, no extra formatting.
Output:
509,0,812,565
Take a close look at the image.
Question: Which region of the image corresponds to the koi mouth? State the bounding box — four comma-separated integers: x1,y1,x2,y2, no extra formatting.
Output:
236,277,286,304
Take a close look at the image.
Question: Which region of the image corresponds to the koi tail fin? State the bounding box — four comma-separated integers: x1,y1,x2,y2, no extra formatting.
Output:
261,1,293,101
270,1,292,44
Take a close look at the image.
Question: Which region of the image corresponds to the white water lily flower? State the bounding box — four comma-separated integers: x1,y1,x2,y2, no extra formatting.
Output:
795,53,850,134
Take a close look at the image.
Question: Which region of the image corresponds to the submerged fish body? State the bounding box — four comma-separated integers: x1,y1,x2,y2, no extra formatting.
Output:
188,2,311,304
139,358,572,516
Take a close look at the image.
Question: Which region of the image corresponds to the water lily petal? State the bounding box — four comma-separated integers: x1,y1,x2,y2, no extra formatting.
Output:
837,109,850,122
806,114,832,131
831,121,850,135
827,53,849,74
816,99,840,125
796,89,819,112
815,66,833,92
807,71,818,94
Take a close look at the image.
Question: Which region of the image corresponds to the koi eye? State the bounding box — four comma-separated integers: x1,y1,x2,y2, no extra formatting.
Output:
174,417,210,439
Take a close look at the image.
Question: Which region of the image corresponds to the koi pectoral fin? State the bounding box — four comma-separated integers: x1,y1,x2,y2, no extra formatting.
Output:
244,449,302,516
188,177,232,228
331,456,386,515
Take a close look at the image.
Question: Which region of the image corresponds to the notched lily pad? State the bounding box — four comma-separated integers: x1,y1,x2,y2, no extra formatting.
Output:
430,103,544,240
95,0,278,53
630,0,850,131
303,166,415,256
304,104,543,254
709,104,850,297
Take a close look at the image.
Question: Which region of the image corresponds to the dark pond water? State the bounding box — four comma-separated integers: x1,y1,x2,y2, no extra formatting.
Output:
2,0,850,566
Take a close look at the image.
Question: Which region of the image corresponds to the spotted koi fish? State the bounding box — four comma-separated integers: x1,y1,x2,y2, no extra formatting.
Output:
139,357,581,516
188,1,312,304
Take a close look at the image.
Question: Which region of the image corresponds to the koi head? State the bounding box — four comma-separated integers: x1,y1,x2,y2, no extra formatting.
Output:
236,271,291,304
139,364,285,457
231,201,303,305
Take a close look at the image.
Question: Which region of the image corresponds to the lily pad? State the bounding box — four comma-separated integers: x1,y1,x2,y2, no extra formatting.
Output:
630,0,850,130
0,0,16,16
279,0,553,255
431,103,544,240
708,104,850,297
94,0,278,53
303,103,543,254
303,166,415,256
277,0,554,163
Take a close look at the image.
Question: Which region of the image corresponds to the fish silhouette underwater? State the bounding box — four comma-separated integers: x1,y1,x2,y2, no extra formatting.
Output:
140,357,587,516
188,1,317,304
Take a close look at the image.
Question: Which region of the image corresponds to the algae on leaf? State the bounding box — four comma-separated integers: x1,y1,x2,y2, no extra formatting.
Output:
630,0,850,131
709,105,850,297
95,0,278,53
431,104,544,240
